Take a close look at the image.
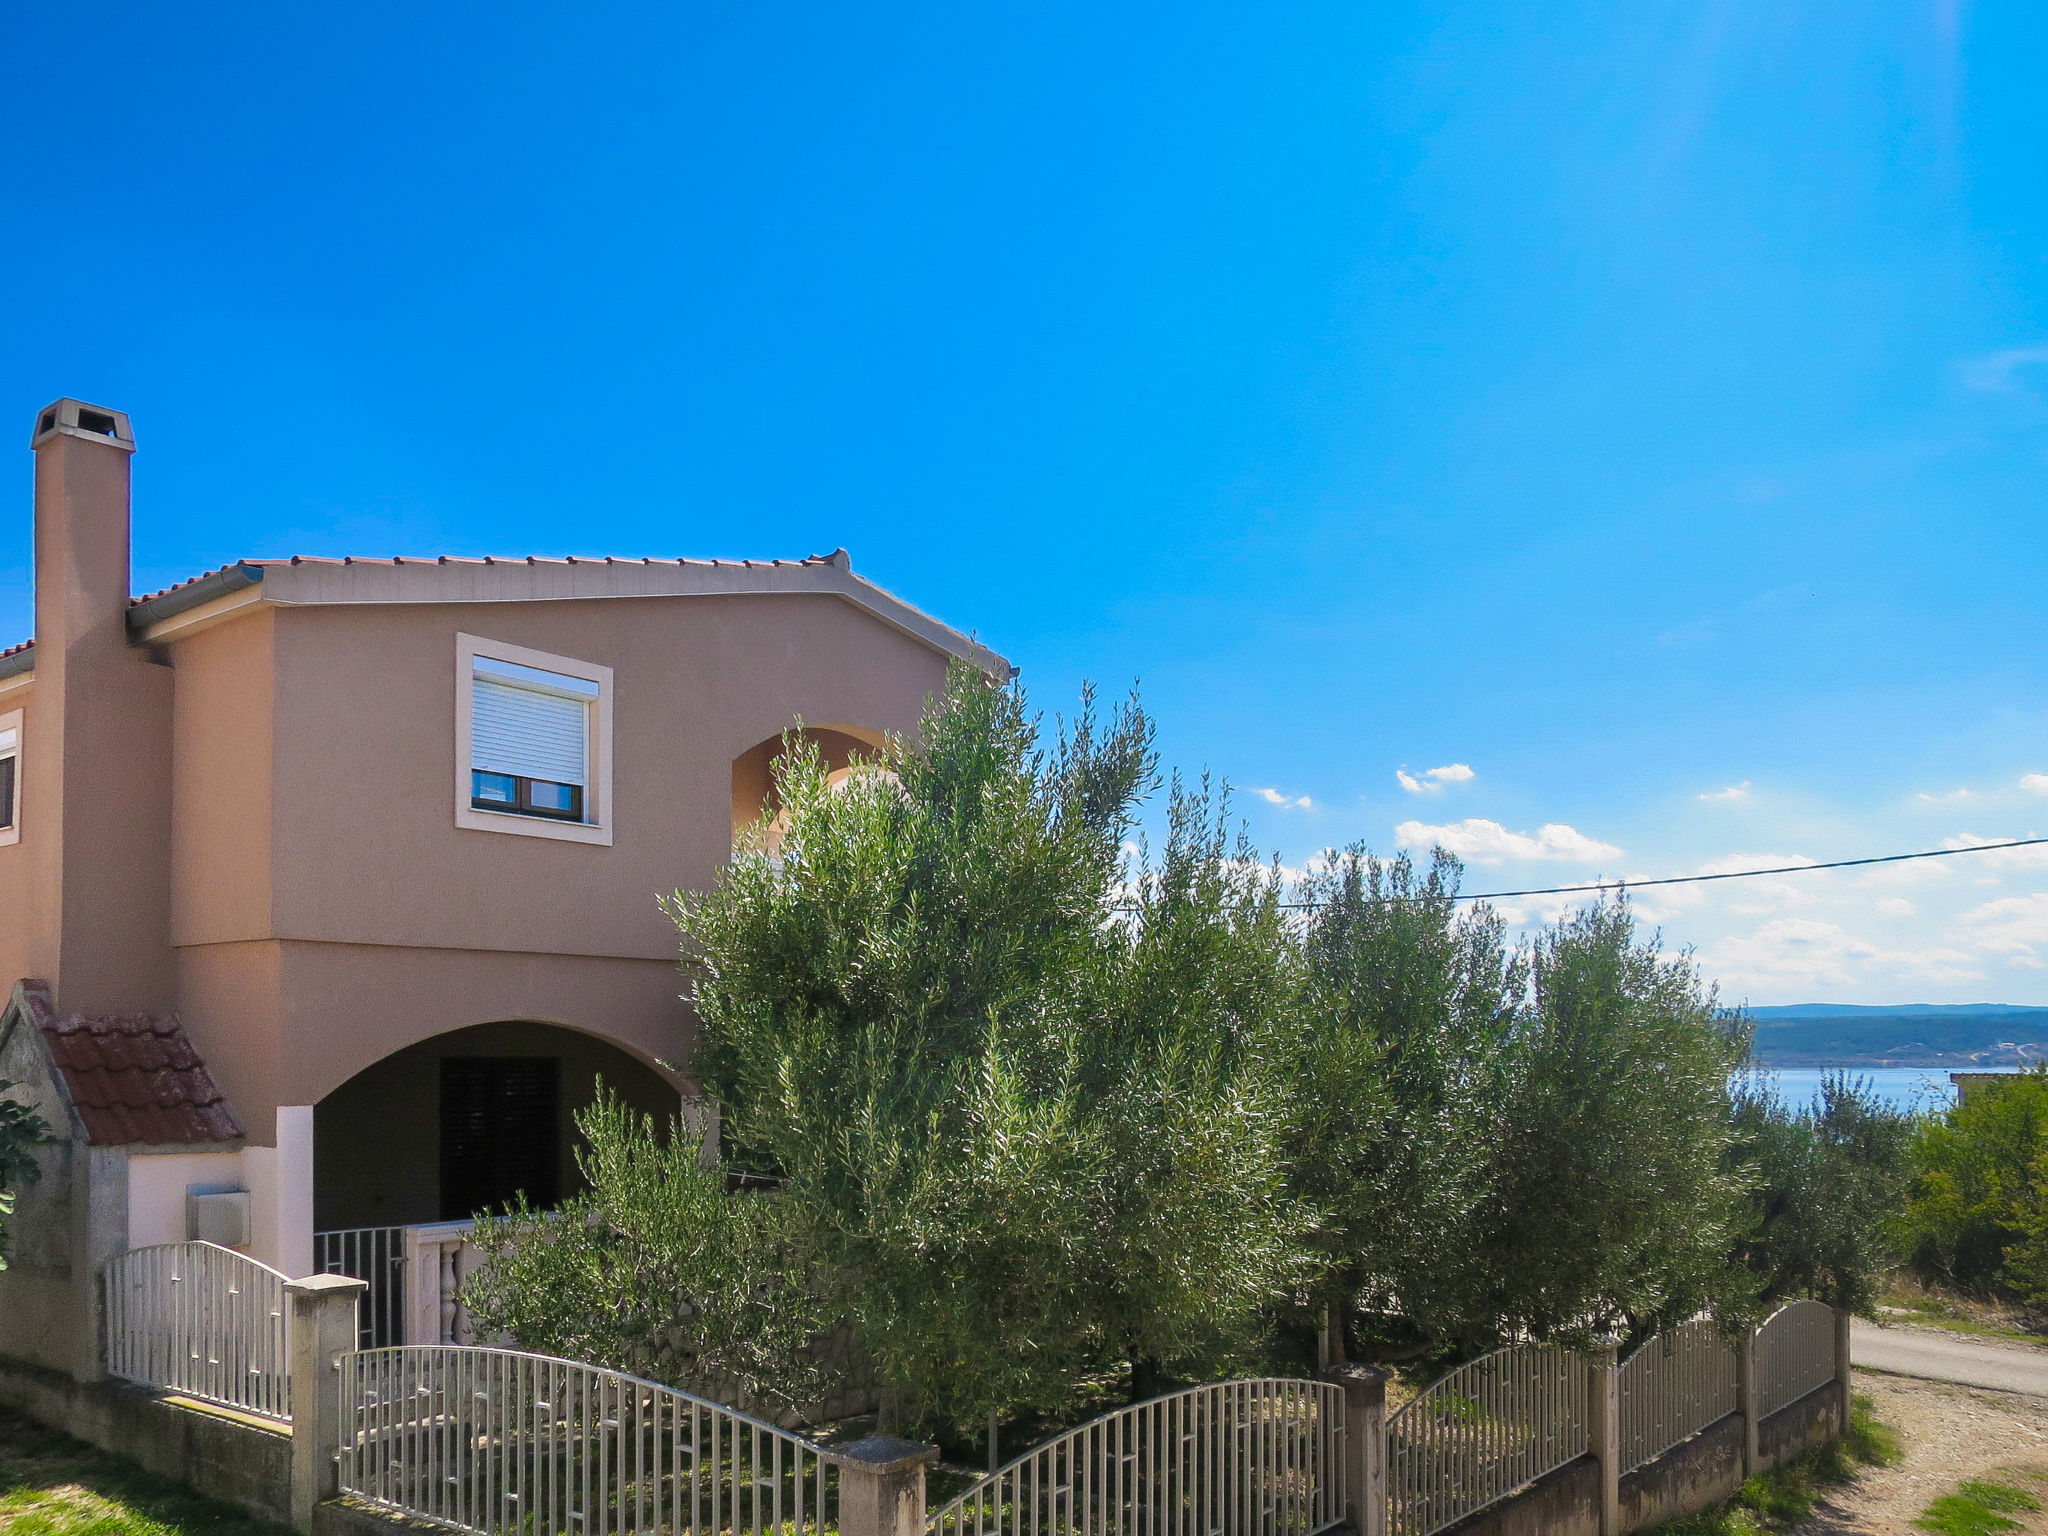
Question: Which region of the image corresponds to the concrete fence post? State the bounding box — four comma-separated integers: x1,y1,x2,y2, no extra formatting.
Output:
1833,1306,1854,1438
1586,1342,1620,1536
1326,1363,1388,1536
834,1435,940,1536
1736,1326,1759,1476
287,1273,367,1533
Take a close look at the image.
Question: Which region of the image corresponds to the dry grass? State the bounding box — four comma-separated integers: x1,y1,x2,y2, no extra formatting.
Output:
1880,1279,2048,1349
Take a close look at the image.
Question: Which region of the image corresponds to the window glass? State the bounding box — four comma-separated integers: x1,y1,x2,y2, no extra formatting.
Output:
472,770,518,806
469,659,592,823
527,780,578,815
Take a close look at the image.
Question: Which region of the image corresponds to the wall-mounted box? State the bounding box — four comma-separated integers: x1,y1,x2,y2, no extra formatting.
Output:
186,1188,251,1248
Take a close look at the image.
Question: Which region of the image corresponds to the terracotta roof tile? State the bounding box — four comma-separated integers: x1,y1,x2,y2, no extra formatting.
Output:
10,980,244,1146
120,550,845,610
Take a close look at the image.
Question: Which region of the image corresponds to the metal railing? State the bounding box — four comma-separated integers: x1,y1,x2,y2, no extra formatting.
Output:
929,1377,1344,1536
1386,1345,1586,1536
103,1241,292,1423
315,1227,408,1349
1617,1319,1739,1472
338,1345,841,1536
1755,1300,1835,1418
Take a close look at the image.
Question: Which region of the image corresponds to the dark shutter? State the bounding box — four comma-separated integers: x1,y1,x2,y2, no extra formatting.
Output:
439,1058,560,1220
0,754,13,829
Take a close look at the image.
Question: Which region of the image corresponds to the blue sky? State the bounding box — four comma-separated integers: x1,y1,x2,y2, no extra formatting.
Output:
4,2,2047,1005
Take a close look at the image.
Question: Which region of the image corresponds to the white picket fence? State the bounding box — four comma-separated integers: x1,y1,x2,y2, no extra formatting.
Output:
929,1377,1345,1536
1386,1344,1587,1536
1755,1300,1836,1418
1617,1318,1740,1473
103,1241,293,1423
98,1243,1850,1536
338,1345,842,1536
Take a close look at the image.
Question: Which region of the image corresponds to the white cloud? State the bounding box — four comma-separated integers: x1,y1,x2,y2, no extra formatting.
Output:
1396,817,1623,864
1943,833,2048,870
1396,763,1475,794
1960,344,2048,393
1917,788,1972,804
1255,787,1314,811
1877,897,1915,918
2021,774,2048,795
1699,782,1752,803
1954,893,2048,966
1702,918,1983,993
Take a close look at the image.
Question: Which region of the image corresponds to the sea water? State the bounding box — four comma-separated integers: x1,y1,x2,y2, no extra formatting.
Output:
1756,1066,1991,1114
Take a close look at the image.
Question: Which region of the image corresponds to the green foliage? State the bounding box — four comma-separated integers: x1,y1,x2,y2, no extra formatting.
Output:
1915,1480,2043,1536
0,1083,54,1272
1904,1066,2048,1299
1290,847,1515,1358
468,665,1907,1428
1469,902,1749,1348
1731,1072,1917,1315
1294,859,1753,1361
461,1093,832,1411
471,669,1312,1431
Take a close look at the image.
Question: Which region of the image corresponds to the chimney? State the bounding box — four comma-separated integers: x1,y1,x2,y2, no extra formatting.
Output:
31,400,136,663
26,399,174,1015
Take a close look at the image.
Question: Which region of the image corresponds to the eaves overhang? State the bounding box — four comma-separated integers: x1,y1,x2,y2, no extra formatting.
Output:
130,553,1012,677
124,561,265,635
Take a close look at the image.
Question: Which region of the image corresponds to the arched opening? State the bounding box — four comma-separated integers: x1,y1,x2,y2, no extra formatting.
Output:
313,1020,681,1231
730,724,888,850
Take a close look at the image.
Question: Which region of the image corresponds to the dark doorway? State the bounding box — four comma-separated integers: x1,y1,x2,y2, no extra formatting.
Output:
314,1020,681,1232
439,1057,562,1219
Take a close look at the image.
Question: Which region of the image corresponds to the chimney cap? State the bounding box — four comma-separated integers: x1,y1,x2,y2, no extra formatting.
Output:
31,399,134,454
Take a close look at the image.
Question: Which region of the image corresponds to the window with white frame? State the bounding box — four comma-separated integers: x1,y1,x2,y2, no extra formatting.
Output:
455,636,613,845
0,709,18,845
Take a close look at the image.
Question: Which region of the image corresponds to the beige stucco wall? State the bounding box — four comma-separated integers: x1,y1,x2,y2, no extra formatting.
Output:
260,593,944,956
0,681,37,990
169,611,275,947
161,590,953,1134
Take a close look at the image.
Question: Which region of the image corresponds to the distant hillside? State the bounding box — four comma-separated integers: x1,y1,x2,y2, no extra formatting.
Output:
1741,1003,2048,1066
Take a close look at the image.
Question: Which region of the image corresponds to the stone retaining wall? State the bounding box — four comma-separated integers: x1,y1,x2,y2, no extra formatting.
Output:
0,1352,292,1525
1445,1382,1844,1536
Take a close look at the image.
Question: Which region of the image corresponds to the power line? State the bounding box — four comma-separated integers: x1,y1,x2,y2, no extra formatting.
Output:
1268,836,2048,908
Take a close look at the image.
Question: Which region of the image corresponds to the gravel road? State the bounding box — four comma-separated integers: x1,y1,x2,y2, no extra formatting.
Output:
1853,1318,2048,1396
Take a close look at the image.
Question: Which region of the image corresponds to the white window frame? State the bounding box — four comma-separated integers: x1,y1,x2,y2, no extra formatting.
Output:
0,708,18,847
455,634,613,846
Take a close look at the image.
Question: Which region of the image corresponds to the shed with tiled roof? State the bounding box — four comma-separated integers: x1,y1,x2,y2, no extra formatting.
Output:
0,980,243,1146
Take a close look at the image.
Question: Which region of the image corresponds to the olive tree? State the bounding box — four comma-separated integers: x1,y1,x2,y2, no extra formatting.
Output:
468,669,1311,1432
1730,1071,1915,1315
1469,902,1750,1347
1290,847,1518,1362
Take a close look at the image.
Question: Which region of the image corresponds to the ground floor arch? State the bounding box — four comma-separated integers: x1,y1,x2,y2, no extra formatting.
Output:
313,1019,681,1231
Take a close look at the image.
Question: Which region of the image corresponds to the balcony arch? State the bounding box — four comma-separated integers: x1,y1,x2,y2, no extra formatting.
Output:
730,723,890,850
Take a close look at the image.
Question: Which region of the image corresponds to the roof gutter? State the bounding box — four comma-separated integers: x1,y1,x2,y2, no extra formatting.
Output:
125,562,265,635
0,644,30,682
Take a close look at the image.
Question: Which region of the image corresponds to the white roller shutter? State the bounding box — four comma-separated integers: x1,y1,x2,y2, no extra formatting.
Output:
472,678,588,785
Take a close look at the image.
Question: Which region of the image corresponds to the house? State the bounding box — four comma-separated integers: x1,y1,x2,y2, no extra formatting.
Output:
0,398,1005,1379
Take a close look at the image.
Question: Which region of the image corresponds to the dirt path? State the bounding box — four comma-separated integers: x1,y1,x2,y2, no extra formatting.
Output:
1795,1372,2048,1536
